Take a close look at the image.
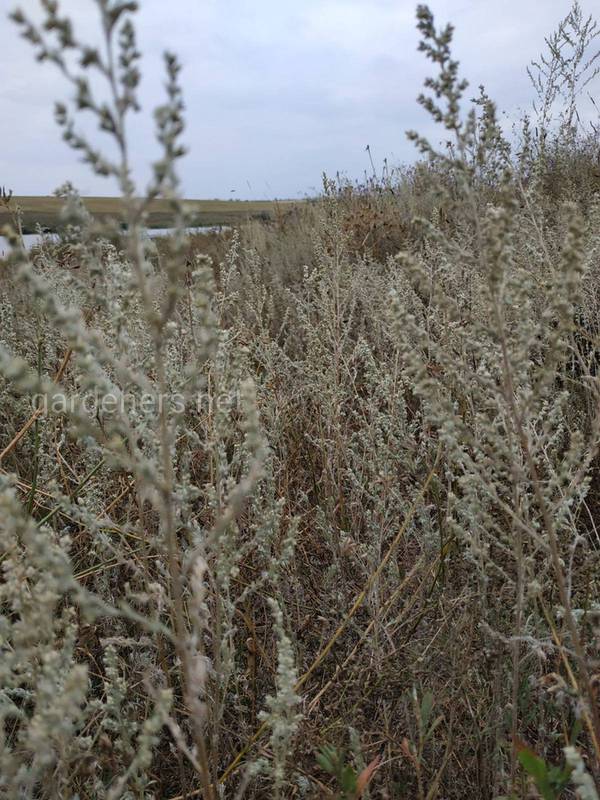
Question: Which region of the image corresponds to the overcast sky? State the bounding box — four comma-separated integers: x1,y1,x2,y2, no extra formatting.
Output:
0,0,586,198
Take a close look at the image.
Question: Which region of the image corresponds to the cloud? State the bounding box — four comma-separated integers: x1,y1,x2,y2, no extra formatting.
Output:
0,0,595,198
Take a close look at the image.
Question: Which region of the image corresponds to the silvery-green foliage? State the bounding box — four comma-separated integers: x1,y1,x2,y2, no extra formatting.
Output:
565,745,600,800
0,478,86,798
258,601,301,800
1,0,292,796
391,2,600,783
2,1,600,797
528,1,600,141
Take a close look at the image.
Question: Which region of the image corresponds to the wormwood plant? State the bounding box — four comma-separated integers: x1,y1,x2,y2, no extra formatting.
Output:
2,1,600,799
528,0,600,143
526,1,600,204
1,1,298,798
394,4,600,796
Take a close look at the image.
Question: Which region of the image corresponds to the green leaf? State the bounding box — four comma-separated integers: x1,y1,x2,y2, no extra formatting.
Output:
424,714,444,743
420,691,434,730
518,749,562,800
518,749,547,783
341,763,358,795
547,764,572,792
570,719,583,744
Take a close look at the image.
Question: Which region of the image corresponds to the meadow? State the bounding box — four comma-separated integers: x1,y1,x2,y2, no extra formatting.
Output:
0,196,296,234
1,1,600,799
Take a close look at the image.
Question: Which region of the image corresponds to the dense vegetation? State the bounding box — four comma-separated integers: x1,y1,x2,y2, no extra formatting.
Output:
1,1,600,798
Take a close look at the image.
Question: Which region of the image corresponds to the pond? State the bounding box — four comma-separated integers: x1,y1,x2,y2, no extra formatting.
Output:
0,226,224,258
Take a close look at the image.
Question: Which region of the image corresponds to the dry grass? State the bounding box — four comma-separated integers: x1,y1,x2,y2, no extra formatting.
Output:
1,2,600,799
0,195,301,233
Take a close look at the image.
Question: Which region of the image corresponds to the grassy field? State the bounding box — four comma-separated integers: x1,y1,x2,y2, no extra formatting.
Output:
3,2,600,798
0,195,298,233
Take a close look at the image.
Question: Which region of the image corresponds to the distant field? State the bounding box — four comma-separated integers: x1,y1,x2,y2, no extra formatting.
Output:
0,196,298,233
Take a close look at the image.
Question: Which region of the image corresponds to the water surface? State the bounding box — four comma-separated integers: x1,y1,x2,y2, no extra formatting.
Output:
0,226,223,257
